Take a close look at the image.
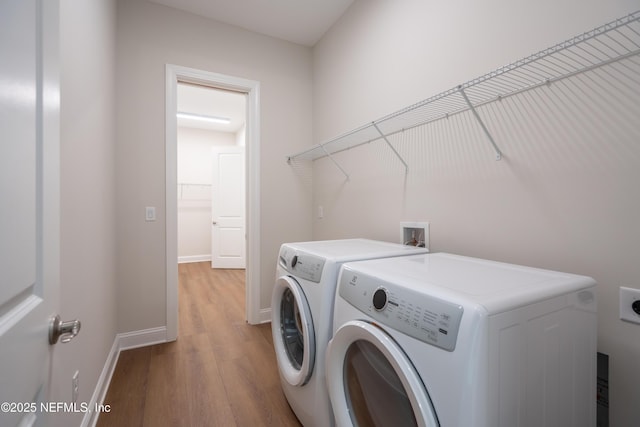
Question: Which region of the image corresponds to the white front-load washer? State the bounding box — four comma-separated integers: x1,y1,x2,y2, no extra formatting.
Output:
271,239,429,427
327,253,597,427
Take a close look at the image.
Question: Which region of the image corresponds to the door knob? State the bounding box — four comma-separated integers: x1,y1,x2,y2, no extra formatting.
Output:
49,315,81,344
212,221,217,225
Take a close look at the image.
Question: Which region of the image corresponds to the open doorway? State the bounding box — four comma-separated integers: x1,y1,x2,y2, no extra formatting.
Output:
166,65,262,342
176,83,247,269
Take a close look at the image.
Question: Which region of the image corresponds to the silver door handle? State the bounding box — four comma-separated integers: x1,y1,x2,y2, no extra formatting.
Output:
212,221,217,225
49,315,81,344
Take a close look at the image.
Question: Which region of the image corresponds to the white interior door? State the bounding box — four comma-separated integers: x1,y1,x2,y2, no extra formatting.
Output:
0,1,63,426
211,146,246,269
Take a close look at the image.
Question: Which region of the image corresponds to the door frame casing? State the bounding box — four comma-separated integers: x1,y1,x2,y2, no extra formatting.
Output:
165,64,261,340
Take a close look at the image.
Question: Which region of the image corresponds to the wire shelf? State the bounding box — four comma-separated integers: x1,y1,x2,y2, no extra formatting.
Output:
287,10,640,170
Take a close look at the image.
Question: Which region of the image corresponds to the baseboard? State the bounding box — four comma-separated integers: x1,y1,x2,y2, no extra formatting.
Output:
81,338,119,427
81,327,168,427
257,307,272,324
178,254,211,264
117,326,168,351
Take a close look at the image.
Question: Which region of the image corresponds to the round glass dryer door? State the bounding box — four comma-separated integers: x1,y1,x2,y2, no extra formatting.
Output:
326,320,439,427
271,275,315,386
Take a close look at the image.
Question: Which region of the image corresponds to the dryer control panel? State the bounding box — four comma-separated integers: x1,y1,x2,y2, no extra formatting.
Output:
279,247,325,283
339,268,464,352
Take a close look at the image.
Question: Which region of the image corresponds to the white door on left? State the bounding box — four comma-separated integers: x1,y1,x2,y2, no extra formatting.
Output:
0,1,66,426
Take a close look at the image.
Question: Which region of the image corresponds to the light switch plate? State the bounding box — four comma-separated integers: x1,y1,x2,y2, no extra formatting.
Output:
620,286,640,324
145,206,156,222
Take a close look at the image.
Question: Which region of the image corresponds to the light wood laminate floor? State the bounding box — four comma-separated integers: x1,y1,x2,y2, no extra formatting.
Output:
96,262,301,427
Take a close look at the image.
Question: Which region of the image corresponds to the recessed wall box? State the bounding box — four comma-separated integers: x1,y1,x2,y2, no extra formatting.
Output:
400,222,429,250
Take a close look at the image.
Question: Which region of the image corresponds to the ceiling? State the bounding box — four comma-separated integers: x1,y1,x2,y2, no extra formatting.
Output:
163,0,355,133
147,0,355,47
177,83,246,133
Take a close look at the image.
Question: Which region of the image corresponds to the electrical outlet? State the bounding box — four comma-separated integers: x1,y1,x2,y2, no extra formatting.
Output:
620,287,640,325
72,371,79,403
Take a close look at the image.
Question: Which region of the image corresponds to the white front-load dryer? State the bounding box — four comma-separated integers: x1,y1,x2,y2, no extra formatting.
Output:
271,239,429,427
327,253,597,427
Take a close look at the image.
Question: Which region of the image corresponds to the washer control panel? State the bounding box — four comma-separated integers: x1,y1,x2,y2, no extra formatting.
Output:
339,267,464,352
279,247,325,283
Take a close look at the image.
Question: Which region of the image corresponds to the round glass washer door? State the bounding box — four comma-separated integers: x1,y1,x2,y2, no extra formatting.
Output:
326,320,439,427
271,275,315,386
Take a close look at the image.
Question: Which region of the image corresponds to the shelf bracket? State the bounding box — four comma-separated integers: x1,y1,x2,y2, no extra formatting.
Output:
372,122,409,173
458,86,503,161
319,144,350,181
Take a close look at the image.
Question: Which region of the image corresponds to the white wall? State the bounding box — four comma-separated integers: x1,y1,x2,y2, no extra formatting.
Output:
115,0,314,332
312,1,640,425
177,127,235,262
57,0,118,426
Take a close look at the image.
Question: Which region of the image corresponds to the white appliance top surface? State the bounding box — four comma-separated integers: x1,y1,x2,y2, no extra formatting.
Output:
283,239,428,261
341,253,596,313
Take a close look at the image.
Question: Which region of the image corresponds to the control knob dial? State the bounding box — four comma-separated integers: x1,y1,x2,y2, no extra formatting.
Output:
373,287,388,311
